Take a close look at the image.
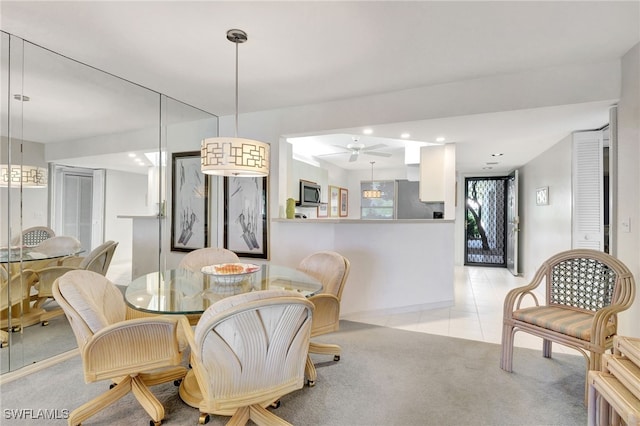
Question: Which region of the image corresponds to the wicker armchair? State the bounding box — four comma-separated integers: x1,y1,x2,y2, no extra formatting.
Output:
180,290,314,425
178,247,240,272
53,270,187,426
297,251,350,386
501,249,636,401
11,226,55,247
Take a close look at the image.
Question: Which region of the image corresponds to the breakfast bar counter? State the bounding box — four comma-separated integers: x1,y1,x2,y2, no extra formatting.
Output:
270,218,455,317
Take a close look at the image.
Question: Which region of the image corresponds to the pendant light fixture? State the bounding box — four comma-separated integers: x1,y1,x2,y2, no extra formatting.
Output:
0,164,47,188
363,161,381,198
201,29,270,177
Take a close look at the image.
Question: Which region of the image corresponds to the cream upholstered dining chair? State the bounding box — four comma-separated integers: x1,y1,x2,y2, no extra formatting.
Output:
178,247,240,272
297,250,350,386
58,240,118,275
53,270,187,426
501,249,636,401
10,226,55,247
31,235,82,257
182,289,314,425
32,241,118,325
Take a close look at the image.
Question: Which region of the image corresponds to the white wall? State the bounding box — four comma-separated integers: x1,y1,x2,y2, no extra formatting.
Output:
616,43,640,336
519,134,573,278
104,169,148,267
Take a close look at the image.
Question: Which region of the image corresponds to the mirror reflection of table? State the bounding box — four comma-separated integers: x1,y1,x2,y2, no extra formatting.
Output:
1,246,84,334
124,264,323,410
124,264,322,315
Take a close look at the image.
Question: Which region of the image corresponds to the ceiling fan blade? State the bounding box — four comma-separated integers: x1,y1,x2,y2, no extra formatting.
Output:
362,143,387,151
331,144,351,152
364,151,392,157
317,151,350,157
349,152,359,162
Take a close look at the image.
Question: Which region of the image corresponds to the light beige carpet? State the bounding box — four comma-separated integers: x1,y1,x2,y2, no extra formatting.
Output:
0,320,587,425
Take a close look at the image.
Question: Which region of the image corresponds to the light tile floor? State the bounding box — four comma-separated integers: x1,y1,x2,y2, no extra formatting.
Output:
345,265,579,354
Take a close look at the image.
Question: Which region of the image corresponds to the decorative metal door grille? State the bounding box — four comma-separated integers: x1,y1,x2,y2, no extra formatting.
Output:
465,177,507,266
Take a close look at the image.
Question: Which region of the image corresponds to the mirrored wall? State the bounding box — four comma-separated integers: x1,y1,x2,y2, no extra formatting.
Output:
0,32,218,373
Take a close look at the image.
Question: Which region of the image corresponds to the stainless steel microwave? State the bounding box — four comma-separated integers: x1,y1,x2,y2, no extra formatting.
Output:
299,180,321,206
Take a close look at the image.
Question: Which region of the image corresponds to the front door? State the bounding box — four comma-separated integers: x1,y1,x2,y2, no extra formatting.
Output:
464,177,507,267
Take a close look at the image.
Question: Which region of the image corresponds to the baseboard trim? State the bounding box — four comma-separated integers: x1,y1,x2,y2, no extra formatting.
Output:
0,348,79,385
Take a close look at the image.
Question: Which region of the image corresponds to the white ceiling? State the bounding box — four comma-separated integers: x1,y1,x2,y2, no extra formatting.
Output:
1,1,638,173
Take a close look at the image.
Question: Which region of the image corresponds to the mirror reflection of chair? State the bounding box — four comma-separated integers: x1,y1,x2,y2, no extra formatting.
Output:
178,247,239,272
52,270,187,426
501,249,636,402
181,290,314,425
0,268,36,347
32,235,81,257
58,240,118,275
297,251,350,386
33,240,118,325
10,226,55,247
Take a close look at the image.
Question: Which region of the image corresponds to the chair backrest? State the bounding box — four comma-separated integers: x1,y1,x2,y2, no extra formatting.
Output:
11,226,55,247
33,235,81,256
298,251,350,299
541,249,635,312
178,247,240,272
52,269,127,348
79,240,118,275
193,290,313,412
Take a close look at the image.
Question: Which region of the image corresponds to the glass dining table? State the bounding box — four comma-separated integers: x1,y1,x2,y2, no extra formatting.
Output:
124,263,322,316
124,263,323,410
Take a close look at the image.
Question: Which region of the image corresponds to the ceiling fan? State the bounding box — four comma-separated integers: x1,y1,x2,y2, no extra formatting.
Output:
319,139,392,162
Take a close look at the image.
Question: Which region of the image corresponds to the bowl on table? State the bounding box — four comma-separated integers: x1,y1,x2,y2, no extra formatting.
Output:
201,263,261,285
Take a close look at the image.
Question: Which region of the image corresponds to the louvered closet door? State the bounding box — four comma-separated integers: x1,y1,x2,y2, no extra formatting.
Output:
572,130,604,250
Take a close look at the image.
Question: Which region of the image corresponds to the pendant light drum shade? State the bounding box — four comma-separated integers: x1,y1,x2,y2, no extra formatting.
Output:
0,164,47,188
201,137,269,176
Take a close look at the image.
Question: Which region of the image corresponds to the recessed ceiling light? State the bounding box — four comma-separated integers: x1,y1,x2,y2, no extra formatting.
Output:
436,137,445,143
363,128,373,135
491,153,504,157
401,133,410,139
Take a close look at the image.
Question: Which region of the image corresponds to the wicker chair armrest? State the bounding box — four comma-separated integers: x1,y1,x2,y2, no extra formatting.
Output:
308,293,340,335
82,316,183,381
57,255,84,267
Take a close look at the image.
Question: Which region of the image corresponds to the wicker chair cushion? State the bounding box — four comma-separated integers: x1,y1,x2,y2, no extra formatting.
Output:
513,306,616,341
298,251,347,296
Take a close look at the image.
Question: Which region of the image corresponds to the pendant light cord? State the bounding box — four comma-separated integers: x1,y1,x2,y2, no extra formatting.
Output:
235,39,239,139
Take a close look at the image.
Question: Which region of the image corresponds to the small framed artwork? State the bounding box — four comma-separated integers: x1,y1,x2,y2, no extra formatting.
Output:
317,202,328,218
171,151,208,252
536,186,549,206
329,185,340,217
224,176,269,259
339,187,348,217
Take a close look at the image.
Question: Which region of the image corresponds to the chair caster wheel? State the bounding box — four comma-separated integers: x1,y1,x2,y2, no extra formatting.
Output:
306,380,315,387
270,400,281,409
150,420,161,426
109,383,116,389
334,355,340,361
41,321,49,326
173,379,181,386
198,413,210,424
0,342,7,348
11,326,21,332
